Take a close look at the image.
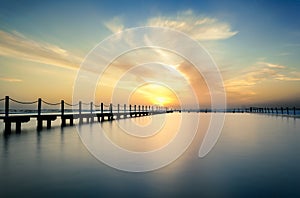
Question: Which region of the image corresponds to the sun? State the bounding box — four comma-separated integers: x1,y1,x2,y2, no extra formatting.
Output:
129,83,179,107
155,97,168,106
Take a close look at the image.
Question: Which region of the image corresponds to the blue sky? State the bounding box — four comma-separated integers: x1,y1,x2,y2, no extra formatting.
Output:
0,0,299,107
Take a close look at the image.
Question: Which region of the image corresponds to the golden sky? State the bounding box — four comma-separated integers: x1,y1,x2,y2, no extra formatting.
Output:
1,2,299,109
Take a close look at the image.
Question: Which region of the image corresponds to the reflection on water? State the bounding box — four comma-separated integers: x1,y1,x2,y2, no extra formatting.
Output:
0,113,300,197
92,113,183,151
77,113,201,172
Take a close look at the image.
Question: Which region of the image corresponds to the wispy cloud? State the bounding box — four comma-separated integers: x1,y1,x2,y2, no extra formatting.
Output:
258,61,286,69
224,61,300,105
225,61,300,93
0,30,82,70
147,10,238,40
104,10,238,41
104,17,124,33
274,72,300,81
0,77,22,82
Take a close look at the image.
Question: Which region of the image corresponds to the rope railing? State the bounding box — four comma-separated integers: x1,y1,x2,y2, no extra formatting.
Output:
9,97,38,105
42,100,61,106
65,102,79,107
2,96,299,124
2,96,169,115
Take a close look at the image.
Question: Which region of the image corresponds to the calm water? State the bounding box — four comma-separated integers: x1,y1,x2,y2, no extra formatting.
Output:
0,113,299,197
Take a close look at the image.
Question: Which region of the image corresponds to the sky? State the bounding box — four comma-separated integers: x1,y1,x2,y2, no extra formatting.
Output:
0,0,299,108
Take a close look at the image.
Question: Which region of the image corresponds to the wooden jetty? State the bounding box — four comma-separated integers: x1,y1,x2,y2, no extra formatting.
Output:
0,96,172,134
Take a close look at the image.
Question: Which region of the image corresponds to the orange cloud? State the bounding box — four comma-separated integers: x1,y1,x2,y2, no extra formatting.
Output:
0,30,82,70
0,77,22,82
258,61,286,69
224,61,300,105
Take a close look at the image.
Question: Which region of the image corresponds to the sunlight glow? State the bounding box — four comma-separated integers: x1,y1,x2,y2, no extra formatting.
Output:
155,97,168,106
129,83,179,107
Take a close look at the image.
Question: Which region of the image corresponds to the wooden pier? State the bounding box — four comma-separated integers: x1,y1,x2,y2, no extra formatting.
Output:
0,96,172,134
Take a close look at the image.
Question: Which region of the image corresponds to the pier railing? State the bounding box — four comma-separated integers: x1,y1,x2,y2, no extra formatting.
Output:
0,96,170,133
175,107,299,115
1,96,298,134
225,107,299,115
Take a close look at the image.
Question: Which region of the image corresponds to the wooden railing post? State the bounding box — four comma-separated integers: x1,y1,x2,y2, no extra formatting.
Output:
294,107,296,115
130,104,132,117
100,102,104,122
90,102,93,122
38,98,42,117
5,96,9,118
4,96,11,133
117,104,120,119
79,101,82,124
90,102,93,114
281,107,283,114
124,104,126,113
109,103,113,120
37,98,42,130
286,107,289,115
61,100,65,127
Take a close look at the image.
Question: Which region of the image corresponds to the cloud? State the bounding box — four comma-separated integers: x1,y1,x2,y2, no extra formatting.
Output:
103,10,238,41
225,67,276,90
104,17,124,33
274,73,300,81
258,61,286,69
0,30,82,70
147,10,238,40
0,77,22,82
225,61,300,93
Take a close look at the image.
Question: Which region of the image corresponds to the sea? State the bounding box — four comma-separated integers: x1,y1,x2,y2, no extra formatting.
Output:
0,112,299,197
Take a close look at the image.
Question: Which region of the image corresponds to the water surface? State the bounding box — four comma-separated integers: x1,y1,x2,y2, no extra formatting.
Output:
0,113,299,197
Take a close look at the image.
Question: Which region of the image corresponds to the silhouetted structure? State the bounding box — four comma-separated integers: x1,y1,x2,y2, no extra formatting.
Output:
0,96,171,134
